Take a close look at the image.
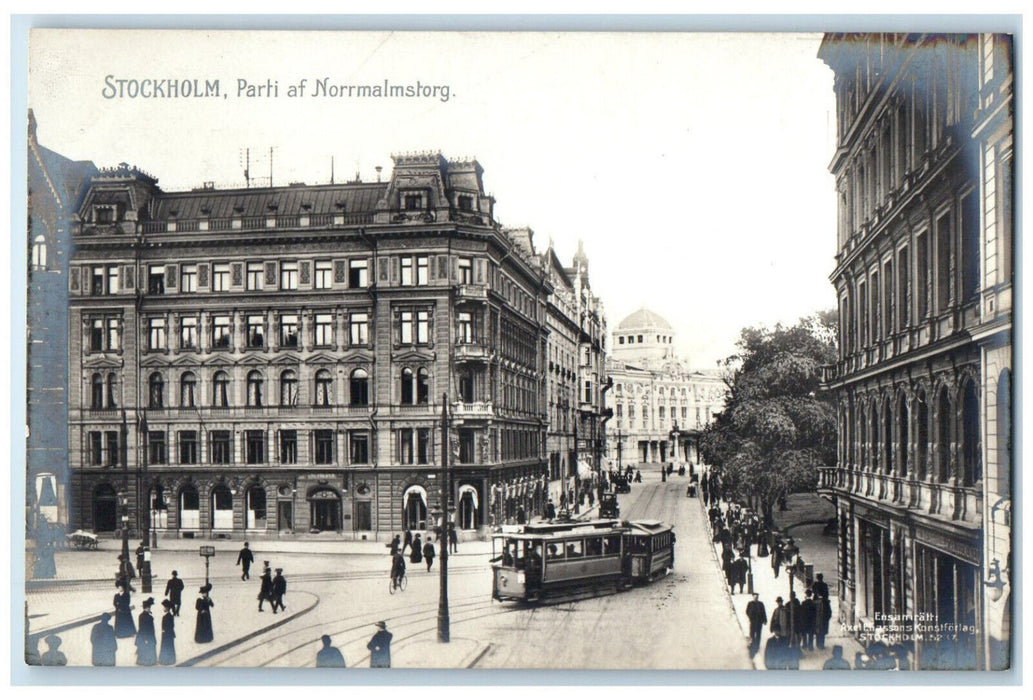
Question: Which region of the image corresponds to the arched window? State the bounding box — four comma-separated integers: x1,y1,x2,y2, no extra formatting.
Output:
869,404,879,472
179,484,200,529
148,372,164,409
898,396,909,476
916,390,929,479
280,369,298,407
31,235,47,270
211,484,233,530
180,372,197,408
937,388,952,483
350,368,369,407
997,370,1012,496
400,367,414,405
106,373,118,409
212,371,230,407
402,485,427,530
91,373,104,409
416,368,429,404
315,369,334,406
247,370,264,407
961,379,981,485
883,398,892,474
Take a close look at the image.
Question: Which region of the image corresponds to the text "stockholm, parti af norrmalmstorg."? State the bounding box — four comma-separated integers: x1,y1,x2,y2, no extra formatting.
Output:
101,76,453,102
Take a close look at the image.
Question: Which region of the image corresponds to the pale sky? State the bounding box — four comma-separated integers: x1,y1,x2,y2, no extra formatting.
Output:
28,30,839,368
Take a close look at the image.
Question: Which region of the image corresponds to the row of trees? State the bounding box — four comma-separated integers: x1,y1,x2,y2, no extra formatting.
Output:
700,311,838,526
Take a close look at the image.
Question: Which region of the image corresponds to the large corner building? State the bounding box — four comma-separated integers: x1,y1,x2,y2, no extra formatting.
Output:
818,34,1013,670
66,152,565,539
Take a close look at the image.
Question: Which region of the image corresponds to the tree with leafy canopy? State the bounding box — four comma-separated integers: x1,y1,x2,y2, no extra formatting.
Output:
700,311,837,526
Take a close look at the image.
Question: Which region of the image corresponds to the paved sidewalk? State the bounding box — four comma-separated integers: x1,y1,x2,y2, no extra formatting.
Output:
701,497,864,671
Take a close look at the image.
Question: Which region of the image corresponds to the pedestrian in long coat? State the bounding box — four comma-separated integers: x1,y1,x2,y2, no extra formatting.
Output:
770,597,789,637
410,534,423,564
787,592,802,648
745,593,767,656
402,530,413,555
113,584,136,638
800,590,818,650
731,556,748,594
136,541,147,573
816,595,832,649
194,584,214,643
812,573,830,600
448,524,459,553
367,621,392,668
236,542,255,581
423,538,436,571
158,600,176,666
90,613,117,666
164,570,185,616
271,568,287,613
135,597,157,666
387,535,401,556
764,633,788,670
258,567,273,611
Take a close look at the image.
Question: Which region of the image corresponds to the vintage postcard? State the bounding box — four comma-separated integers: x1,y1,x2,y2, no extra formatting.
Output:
21,26,1013,675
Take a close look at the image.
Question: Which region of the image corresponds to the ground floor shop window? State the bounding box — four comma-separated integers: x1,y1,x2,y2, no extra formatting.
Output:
915,545,980,670
180,486,200,529
246,486,267,529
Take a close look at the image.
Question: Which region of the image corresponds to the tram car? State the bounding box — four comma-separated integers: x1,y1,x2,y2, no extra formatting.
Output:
491,519,675,603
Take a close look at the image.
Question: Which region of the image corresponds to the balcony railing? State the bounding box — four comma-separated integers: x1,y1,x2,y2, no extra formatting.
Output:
453,400,493,419
454,341,490,362
137,212,374,235
815,465,981,524
455,284,488,302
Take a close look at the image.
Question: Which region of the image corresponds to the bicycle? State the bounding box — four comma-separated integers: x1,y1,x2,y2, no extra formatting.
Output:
389,573,408,594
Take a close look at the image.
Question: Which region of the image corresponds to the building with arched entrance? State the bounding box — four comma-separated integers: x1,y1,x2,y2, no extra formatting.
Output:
817,33,1013,670
63,151,551,541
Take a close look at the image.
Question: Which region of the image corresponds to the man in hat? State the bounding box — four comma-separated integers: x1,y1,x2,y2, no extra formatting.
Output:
41,635,67,666
745,593,767,657
258,564,273,612
236,541,255,581
164,570,185,616
316,634,346,668
135,597,157,666
90,613,117,666
271,568,287,613
135,540,147,573
366,621,392,668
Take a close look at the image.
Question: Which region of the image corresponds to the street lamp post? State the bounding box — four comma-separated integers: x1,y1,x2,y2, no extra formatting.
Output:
118,492,131,583
783,541,800,643
438,394,451,643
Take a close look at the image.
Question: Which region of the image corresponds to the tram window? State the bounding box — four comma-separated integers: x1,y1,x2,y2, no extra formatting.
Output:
603,535,621,554
628,537,647,554
546,543,563,560
525,541,543,568
565,540,584,558
585,537,603,557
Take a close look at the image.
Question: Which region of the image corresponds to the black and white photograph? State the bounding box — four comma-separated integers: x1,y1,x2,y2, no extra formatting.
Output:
19,23,1015,677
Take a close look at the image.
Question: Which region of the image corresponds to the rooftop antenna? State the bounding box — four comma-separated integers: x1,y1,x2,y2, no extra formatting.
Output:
330,156,335,185
240,148,251,188
269,146,274,188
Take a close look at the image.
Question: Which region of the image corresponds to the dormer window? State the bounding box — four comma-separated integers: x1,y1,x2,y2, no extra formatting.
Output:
402,192,424,211
94,206,116,224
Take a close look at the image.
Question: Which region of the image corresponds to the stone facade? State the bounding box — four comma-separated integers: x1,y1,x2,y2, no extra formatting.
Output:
606,308,724,468
817,33,1013,670
66,152,553,540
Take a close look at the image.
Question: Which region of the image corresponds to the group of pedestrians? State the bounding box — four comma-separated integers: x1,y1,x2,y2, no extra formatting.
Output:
390,527,458,573
90,585,181,666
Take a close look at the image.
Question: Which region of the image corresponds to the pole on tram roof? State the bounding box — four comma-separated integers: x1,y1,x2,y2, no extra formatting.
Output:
438,394,451,643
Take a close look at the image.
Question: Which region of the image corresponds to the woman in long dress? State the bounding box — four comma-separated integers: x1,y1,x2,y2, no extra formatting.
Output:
134,597,157,666
158,599,176,665
194,584,214,643
113,584,136,638
410,534,423,564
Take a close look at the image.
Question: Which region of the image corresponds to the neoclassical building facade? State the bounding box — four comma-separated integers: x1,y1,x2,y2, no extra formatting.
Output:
818,33,1012,670
66,152,553,540
605,308,724,468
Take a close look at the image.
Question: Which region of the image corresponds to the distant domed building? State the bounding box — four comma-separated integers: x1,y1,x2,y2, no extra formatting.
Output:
605,308,724,467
